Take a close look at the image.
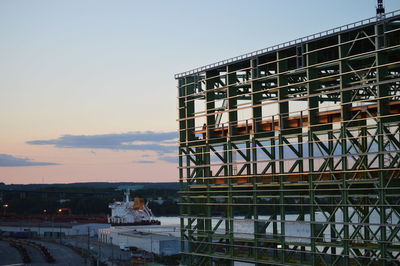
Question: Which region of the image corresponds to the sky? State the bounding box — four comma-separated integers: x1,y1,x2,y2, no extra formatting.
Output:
1,0,399,184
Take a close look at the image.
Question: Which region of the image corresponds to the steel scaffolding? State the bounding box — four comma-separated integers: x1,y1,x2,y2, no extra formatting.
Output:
176,10,400,266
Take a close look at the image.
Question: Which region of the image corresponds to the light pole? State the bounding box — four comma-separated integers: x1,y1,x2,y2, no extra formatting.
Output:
59,225,62,243
51,216,54,239
2,204,8,216
150,234,154,262
110,236,114,266
87,226,90,252
97,242,101,266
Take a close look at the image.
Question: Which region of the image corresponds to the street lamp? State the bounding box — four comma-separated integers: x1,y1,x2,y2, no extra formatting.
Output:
2,204,8,216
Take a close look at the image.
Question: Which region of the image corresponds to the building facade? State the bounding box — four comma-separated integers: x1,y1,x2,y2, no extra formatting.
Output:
176,10,400,266
98,226,180,256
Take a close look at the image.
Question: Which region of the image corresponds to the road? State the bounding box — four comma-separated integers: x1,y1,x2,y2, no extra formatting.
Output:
25,244,46,264
0,240,22,265
64,236,132,265
1,237,134,266
33,240,86,266
0,239,85,266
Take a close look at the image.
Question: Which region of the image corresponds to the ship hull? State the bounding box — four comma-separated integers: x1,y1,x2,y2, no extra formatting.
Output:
110,220,161,226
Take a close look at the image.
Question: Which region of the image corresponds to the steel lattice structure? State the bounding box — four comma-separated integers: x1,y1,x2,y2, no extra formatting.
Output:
176,10,400,266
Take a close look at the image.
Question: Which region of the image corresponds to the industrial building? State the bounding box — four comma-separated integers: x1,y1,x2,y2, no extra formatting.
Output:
98,226,180,256
176,7,400,266
0,222,108,237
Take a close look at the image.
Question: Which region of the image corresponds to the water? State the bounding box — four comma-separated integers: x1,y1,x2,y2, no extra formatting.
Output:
156,216,180,226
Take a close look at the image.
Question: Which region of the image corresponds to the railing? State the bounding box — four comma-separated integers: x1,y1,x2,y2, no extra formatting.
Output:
175,9,400,79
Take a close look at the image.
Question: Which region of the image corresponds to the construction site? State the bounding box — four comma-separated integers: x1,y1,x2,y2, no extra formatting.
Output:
177,4,400,266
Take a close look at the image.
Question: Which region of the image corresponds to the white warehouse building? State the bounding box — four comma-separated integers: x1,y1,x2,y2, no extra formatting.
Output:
0,222,109,237
98,226,180,256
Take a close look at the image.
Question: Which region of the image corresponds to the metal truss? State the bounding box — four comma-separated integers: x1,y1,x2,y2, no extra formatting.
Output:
177,10,400,266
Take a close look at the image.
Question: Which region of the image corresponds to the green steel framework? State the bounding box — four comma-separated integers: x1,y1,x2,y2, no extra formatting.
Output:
176,10,400,266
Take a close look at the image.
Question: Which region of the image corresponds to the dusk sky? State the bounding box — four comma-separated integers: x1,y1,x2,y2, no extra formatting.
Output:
1,0,399,184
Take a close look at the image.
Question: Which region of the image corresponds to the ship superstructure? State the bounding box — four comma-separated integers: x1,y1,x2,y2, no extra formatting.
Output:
108,190,160,226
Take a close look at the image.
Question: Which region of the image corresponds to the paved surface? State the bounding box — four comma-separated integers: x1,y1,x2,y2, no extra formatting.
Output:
0,240,22,265
64,236,131,264
26,244,47,264
0,239,86,266
0,237,133,266
33,240,86,266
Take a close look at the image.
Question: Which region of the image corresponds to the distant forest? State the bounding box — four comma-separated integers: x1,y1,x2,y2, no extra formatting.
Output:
0,182,180,216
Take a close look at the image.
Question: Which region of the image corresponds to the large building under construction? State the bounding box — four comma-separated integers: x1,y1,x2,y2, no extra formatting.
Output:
176,9,400,266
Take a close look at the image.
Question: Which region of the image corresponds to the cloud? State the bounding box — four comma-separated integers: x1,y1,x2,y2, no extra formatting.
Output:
133,160,156,164
0,154,59,167
27,131,177,154
133,155,177,164
158,155,177,164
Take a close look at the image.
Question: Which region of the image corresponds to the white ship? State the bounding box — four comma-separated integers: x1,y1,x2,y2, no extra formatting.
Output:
108,189,160,226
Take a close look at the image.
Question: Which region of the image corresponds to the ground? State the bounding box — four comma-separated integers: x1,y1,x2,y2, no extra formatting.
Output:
0,239,85,266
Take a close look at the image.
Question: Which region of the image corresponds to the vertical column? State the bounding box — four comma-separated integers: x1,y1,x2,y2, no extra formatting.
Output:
339,34,352,121
307,128,316,266
204,144,212,262
246,141,251,182
227,140,234,259
279,134,286,264
223,142,232,263
251,58,262,134
339,33,351,266
179,147,185,259
306,41,317,265
186,147,193,265
277,50,288,264
376,22,389,122
306,43,319,128
376,21,389,266
377,88,388,266
330,196,337,261
252,138,259,261
178,78,187,143
185,77,196,142
270,135,278,259
277,51,289,131
297,133,306,263
227,66,238,137
178,76,190,265
206,71,217,140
